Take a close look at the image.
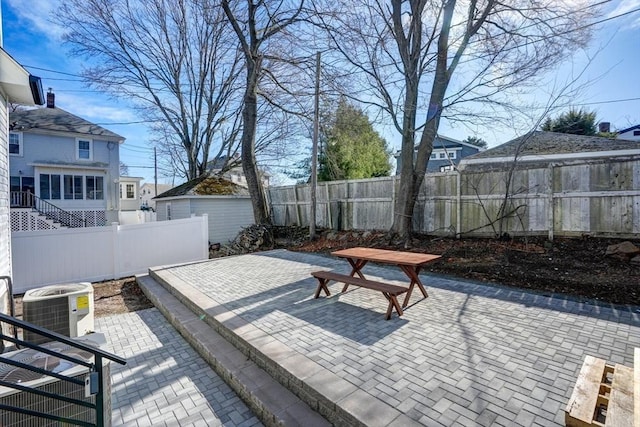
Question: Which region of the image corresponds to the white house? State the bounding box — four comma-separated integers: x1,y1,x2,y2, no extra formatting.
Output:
207,154,270,188
9,91,124,229
140,182,173,211
0,41,45,324
119,176,143,211
618,125,640,142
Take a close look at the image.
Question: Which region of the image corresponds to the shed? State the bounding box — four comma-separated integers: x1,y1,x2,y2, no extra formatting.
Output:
155,175,254,244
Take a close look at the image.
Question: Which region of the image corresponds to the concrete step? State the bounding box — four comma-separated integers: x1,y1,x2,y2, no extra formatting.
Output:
141,267,418,427
136,274,331,427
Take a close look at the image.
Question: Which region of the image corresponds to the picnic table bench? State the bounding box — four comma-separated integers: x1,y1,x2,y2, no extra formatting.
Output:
310,270,408,320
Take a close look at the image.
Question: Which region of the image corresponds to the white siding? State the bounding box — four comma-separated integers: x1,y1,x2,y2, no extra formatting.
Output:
156,199,191,221
0,95,10,316
192,197,255,243
157,196,255,243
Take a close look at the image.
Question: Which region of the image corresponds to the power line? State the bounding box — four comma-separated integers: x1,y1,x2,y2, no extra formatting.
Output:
23,65,80,77
574,97,640,106
93,120,163,125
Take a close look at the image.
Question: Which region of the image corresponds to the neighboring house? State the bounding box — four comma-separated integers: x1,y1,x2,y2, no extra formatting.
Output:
0,43,45,323
140,182,173,210
119,176,143,211
155,174,254,244
618,125,640,142
458,131,640,171
395,135,483,174
8,91,124,229
207,154,270,188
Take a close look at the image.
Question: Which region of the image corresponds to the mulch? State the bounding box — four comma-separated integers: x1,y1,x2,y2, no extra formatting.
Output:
279,228,640,306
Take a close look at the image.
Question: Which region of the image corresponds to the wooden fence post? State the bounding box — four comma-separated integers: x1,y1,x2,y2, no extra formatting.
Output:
325,184,331,229
456,171,462,238
547,164,554,241
294,188,301,226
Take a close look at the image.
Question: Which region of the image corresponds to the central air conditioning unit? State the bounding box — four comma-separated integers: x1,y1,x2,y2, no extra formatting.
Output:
0,333,111,427
23,283,95,344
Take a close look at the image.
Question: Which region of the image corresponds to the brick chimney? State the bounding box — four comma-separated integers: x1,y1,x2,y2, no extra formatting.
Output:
599,122,610,133
46,88,55,108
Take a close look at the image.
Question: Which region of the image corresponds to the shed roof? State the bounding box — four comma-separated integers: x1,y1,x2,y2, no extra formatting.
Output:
155,174,249,199
9,107,124,141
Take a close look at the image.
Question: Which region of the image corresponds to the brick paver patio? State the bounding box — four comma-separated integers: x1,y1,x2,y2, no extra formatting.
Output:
96,310,263,427
158,249,640,426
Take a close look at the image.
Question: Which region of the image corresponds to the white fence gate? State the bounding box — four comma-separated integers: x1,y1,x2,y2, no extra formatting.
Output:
11,215,209,294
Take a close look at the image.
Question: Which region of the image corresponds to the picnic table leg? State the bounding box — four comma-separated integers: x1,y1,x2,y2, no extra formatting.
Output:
342,258,368,292
399,265,428,307
382,292,404,320
314,278,331,299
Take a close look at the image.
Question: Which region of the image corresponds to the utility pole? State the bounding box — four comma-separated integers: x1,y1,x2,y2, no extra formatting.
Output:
154,146,158,197
310,51,320,239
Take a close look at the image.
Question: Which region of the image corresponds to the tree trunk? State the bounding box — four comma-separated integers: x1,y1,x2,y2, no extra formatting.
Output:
389,0,456,242
241,57,271,225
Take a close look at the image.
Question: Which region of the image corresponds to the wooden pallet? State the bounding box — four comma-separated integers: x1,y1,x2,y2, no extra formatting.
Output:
565,349,639,427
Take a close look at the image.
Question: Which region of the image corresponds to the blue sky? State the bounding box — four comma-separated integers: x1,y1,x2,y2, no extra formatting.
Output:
1,0,639,185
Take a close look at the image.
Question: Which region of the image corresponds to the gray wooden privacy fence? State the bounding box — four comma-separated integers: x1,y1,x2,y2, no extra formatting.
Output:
268,158,640,239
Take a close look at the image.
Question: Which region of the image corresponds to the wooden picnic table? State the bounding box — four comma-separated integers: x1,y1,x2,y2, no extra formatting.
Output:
331,247,442,308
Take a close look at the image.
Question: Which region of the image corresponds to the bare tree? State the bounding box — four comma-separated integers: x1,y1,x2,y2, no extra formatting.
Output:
59,0,244,181
315,0,600,243
221,0,308,225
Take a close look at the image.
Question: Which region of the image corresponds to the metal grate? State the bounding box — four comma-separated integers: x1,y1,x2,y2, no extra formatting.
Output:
0,363,111,427
23,298,70,345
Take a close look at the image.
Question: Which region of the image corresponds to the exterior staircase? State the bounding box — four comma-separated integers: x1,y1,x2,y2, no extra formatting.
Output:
10,191,86,232
137,268,418,427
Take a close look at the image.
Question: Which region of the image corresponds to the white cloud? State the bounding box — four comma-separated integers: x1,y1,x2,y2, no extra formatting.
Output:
57,93,135,122
5,0,66,40
607,0,640,30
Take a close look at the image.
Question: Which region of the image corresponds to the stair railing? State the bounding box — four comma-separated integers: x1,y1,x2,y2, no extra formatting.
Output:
10,191,87,227
0,312,126,427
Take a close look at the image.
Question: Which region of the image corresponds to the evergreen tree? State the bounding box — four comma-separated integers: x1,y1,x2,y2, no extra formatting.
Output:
541,108,597,135
462,136,488,149
319,99,391,181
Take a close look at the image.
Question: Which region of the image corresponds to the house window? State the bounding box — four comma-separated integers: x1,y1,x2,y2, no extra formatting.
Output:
9,132,22,156
64,175,84,199
10,177,20,192
448,151,456,159
120,183,136,199
76,138,93,160
439,152,446,159
10,176,34,193
166,203,172,220
634,130,640,136
39,174,62,200
430,153,436,159
86,176,104,200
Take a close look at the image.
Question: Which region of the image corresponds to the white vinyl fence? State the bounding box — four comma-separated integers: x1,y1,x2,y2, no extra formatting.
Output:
11,215,209,294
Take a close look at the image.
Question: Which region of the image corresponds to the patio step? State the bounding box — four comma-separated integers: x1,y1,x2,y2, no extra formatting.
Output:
136,273,330,427
140,267,419,427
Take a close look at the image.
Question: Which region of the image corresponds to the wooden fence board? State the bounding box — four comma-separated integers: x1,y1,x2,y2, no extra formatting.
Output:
269,160,640,238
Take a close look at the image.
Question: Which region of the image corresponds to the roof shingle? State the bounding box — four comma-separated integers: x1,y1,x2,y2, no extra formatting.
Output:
9,107,124,140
